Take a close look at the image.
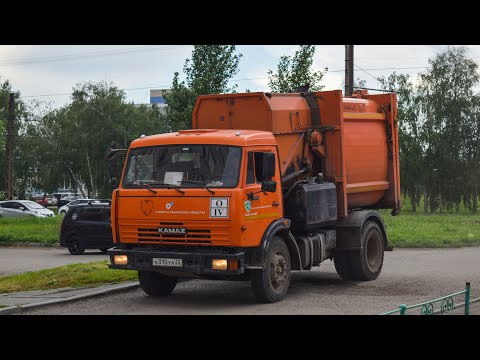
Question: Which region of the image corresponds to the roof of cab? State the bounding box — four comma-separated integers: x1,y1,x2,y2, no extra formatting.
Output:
129,129,276,148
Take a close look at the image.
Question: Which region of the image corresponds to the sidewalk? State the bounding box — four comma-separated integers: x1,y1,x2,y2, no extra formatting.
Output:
0,281,139,315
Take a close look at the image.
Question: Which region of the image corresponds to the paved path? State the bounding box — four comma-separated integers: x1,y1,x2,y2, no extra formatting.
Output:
0,247,108,276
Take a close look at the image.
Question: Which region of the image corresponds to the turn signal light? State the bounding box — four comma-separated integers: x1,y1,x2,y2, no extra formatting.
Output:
113,255,128,265
212,259,228,270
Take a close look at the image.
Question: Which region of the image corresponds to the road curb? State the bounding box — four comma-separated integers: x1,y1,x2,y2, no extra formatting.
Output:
0,282,140,315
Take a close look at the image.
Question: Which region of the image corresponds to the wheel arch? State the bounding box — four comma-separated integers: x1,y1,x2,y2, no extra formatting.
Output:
246,218,302,270
335,210,388,251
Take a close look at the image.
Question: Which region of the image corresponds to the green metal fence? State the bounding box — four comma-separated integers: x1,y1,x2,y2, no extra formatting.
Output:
383,282,479,315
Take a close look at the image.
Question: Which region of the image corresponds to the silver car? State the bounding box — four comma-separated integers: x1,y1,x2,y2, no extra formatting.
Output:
0,200,55,218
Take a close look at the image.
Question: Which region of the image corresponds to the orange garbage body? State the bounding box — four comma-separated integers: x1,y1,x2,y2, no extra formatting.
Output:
192,90,401,217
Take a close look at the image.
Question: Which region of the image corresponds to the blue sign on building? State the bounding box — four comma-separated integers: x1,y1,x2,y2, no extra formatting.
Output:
150,96,166,104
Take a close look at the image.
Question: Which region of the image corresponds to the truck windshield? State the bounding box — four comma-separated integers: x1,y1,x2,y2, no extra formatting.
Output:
122,145,242,189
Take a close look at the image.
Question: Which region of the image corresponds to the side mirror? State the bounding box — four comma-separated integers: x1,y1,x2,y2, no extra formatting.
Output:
20,207,27,211
261,180,277,193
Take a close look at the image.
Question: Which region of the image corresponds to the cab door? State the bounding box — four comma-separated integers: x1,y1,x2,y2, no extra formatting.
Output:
241,147,283,247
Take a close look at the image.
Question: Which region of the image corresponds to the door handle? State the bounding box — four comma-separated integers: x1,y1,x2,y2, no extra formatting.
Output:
272,201,279,207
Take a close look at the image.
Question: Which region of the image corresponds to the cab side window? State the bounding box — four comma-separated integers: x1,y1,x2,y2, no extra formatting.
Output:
246,151,276,184
246,152,255,184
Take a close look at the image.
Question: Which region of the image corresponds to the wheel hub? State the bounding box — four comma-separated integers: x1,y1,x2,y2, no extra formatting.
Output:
270,252,287,289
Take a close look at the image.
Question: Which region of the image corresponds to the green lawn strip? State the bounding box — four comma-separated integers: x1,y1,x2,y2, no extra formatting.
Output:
0,216,62,244
0,261,137,294
380,210,480,247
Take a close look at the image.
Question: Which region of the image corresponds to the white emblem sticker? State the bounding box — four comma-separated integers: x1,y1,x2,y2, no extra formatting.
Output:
210,198,229,218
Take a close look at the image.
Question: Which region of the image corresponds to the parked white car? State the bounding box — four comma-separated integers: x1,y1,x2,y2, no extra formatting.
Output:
0,200,55,218
58,199,109,215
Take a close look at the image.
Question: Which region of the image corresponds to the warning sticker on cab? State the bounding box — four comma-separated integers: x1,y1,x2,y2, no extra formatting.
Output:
210,198,229,218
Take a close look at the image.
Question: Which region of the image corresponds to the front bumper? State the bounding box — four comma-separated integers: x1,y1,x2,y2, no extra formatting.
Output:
108,246,245,275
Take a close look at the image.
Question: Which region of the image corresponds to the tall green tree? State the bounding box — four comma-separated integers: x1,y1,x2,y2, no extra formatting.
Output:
418,46,479,212
378,72,424,212
163,45,242,130
268,45,327,93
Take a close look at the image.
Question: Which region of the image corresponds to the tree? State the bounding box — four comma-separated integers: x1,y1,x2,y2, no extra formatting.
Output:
378,72,424,212
418,46,479,212
268,45,327,93
163,45,242,130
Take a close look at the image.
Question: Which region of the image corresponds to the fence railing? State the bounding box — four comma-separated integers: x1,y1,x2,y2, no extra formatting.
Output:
383,282,479,315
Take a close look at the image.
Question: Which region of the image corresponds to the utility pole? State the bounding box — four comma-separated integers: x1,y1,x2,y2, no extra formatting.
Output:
345,45,354,96
5,93,15,200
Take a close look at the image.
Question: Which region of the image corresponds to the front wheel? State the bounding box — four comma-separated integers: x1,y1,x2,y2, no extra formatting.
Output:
138,271,177,296
251,236,291,303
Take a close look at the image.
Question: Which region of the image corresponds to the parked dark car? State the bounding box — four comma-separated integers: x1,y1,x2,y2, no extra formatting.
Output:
60,203,113,255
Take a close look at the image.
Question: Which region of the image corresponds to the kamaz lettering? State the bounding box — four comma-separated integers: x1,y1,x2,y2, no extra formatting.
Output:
158,228,187,234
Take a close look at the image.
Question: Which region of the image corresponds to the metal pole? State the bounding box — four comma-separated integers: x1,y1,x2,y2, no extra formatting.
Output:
399,304,407,315
5,93,15,200
465,282,470,315
345,45,354,96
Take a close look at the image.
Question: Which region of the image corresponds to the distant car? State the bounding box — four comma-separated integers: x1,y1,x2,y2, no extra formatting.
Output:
58,198,100,215
35,197,50,207
0,200,55,218
59,203,113,255
57,195,83,208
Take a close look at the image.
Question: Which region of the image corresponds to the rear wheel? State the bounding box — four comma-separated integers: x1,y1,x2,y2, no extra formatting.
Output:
68,236,85,255
251,236,291,303
60,210,66,215
138,271,177,296
334,221,384,281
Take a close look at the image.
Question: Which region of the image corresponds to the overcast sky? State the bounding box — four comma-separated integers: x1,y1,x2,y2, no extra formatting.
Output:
0,45,478,109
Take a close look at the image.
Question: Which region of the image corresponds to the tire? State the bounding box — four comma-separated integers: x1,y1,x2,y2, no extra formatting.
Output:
334,221,384,281
333,251,353,280
251,236,291,303
60,211,66,215
138,271,177,296
68,236,85,255
99,248,109,254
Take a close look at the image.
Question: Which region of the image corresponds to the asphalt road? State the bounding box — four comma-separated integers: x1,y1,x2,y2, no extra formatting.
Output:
23,247,480,315
0,247,109,276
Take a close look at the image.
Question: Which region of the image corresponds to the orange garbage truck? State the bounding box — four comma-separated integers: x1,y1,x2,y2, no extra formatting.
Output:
107,89,400,302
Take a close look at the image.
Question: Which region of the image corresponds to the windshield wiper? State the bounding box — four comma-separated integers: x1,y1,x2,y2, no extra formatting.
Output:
181,180,216,195
147,182,185,195
144,183,157,195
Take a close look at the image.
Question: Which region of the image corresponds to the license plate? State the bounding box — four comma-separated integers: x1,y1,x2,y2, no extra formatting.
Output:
152,258,182,267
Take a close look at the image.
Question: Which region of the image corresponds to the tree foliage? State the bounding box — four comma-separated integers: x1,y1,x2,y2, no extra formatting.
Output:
163,45,242,130
268,45,327,92
379,46,480,213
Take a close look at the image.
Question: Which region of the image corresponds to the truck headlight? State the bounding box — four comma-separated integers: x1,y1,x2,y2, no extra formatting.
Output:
212,259,228,270
113,255,128,265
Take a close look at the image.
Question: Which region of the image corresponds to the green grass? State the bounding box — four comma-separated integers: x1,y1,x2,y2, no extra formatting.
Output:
0,261,137,294
0,216,62,244
379,209,480,248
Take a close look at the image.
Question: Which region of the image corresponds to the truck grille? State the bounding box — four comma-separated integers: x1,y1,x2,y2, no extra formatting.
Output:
137,227,211,244
119,220,230,245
